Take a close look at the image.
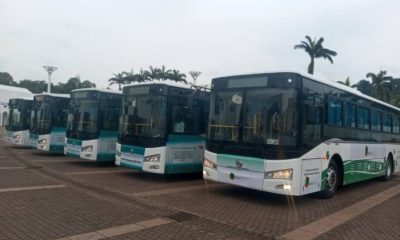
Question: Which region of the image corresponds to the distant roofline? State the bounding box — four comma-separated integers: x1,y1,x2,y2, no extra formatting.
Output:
213,70,400,112
0,84,32,94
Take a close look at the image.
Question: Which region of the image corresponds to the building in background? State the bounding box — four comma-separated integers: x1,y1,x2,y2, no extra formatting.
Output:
0,84,33,126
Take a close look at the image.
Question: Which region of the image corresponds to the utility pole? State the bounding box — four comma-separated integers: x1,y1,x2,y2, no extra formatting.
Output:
43,66,58,93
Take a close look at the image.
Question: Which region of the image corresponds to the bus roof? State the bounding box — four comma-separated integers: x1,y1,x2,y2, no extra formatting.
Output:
72,88,122,95
34,93,70,99
9,97,34,101
214,70,400,112
125,80,192,90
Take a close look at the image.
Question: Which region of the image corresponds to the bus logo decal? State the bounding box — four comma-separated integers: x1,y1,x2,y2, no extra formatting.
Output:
235,160,243,170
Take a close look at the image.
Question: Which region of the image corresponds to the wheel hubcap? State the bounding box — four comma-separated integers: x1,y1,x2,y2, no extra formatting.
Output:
387,161,391,176
327,167,337,191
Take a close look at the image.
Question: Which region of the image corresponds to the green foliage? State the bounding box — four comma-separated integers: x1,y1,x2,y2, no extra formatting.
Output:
0,72,96,94
294,36,337,74
111,66,188,89
0,72,17,86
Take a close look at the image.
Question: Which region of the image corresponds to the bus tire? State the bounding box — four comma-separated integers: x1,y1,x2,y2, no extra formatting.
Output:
320,160,339,199
382,156,393,182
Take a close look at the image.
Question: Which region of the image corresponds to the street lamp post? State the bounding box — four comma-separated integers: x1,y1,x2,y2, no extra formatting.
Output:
189,71,201,85
43,66,58,93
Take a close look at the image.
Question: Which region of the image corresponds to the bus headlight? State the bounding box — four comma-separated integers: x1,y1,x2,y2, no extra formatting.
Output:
144,154,161,162
265,169,293,180
81,145,94,152
203,158,217,169
13,135,21,140
39,139,47,144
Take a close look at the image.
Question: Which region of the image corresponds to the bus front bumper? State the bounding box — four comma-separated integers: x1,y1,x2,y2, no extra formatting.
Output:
203,150,302,196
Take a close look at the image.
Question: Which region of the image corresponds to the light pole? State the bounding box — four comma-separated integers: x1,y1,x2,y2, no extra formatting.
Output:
43,65,58,93
189,71,201,85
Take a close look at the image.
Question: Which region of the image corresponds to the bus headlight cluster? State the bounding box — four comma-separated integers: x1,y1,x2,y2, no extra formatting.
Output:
13,135,20,140
265,169,293,180
203,158,217,169
38,139,47,144
144,154,161,162
81,145,94,152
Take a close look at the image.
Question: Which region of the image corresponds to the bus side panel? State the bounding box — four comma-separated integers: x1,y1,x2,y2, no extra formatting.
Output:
344,143,385,185
164,135,205,174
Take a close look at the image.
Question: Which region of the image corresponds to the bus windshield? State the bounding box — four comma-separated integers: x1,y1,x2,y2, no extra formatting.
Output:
30,101,51,134
6,100,31,131
119,95,166,139
67,99,98,138
209,88,298,146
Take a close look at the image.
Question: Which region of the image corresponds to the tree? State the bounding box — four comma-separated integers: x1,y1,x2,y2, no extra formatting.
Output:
294,36,337,74
158,65,171,81
352,79,372,96
108,72,126,90
168,70,187,83
145,66,161,81
337,77,351,86
0,72,17,86
366,70,393,102
18,79,47,93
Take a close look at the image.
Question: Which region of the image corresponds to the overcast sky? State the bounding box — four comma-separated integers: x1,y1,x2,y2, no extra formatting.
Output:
1,0,399,89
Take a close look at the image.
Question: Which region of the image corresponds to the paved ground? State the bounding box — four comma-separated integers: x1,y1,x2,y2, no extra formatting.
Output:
1,139,399,240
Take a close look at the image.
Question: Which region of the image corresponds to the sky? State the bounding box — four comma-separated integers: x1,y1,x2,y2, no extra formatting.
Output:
1,0,399,89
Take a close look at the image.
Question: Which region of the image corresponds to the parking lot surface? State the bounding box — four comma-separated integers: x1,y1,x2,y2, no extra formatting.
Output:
1,140,399,240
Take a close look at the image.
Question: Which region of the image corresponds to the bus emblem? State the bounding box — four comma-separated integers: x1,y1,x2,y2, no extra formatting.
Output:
236,160,243,170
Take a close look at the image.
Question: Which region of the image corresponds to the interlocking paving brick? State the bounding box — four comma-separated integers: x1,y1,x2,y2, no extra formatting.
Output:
140,176,400,235
0,187,157,240
316,194,400,240
0,169,58,188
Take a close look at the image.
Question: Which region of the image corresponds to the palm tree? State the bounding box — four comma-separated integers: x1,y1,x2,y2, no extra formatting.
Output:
168,70,187,83
108,72,126,90
366,70,393,102
294,36,337,74
122,69,135,85
145,66,161,81
159,65,171,81
337,77,350,86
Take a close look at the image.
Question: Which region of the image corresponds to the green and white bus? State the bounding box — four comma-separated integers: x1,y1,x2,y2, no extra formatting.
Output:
29,93,70,153
65,89,122,161
116,82,210,174
203,72,400,198
4,97,33,146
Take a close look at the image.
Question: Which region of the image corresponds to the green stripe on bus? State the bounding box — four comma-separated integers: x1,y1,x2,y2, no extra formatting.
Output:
167,134,205,144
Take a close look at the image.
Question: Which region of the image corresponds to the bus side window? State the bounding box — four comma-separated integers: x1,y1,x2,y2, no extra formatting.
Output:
302,91,323,144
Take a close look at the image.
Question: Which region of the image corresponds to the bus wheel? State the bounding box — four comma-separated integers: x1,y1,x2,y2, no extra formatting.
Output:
382,156,393,182
320,160,339,199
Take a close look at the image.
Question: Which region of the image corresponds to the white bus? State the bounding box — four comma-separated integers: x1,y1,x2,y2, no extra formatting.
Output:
65,89,122,161
4,97,33,146
116,82,210,174
203,71,400,198
29,93,70,153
